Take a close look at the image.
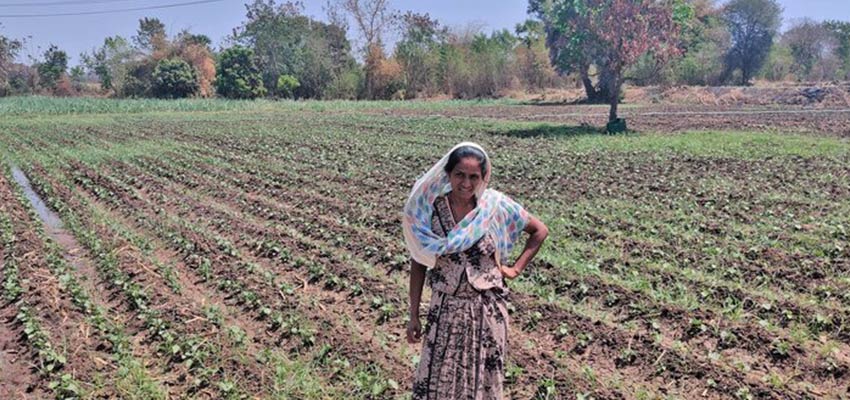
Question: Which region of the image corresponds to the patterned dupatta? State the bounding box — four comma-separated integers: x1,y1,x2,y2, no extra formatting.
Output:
402,142,529,268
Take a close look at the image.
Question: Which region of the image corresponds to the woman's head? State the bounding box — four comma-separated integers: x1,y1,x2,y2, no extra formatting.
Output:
444,145,489,201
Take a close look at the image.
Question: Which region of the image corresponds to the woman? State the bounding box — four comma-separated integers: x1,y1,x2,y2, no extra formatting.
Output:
403,142,549,399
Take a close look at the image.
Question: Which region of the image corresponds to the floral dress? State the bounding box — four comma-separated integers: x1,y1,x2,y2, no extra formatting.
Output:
412,195,510,400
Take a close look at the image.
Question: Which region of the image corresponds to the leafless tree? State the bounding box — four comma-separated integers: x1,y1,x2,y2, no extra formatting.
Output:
336,0,395,98
782,18,837,80
338,0,394,53
324,0,349,33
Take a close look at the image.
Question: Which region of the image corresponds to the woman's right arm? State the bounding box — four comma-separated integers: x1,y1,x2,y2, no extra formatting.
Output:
407,259,427,343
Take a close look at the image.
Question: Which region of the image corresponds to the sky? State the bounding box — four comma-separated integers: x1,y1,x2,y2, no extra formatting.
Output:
0,0,847,66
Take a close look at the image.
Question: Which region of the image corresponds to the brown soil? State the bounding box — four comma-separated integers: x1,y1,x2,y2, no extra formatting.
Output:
0,169,117,398
509,83,850,108
0,305,45,400
379,102,850,136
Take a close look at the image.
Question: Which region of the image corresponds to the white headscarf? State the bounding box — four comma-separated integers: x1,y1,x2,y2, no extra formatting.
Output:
402,142,529,268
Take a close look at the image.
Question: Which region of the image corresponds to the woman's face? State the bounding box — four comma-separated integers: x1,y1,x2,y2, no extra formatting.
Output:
449,156,484,202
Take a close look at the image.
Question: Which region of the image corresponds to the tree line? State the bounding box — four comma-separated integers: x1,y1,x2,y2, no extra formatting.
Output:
1,0,848,103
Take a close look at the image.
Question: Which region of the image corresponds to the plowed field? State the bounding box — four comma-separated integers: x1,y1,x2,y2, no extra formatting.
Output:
1,98,849,399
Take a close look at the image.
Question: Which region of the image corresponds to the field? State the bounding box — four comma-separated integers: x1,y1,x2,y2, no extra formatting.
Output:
1,97,849,399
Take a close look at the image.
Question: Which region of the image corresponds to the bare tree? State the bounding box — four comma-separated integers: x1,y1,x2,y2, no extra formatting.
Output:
339,0,393,52
324,0,349,33
782,19,836,80
337,0,395,98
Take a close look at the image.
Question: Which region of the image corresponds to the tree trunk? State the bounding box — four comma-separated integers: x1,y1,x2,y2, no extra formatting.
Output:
581,64,612,103
741,67,751,86
580,65,597,101
608,74,621,123
365,68,374,99
608,89,620,122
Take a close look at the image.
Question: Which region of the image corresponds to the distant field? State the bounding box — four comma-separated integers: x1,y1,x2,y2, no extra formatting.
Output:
1,97,849,399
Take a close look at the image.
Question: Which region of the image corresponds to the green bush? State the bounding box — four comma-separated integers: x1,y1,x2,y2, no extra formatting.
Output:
215,46,266,99
152,58,198,99
276,74,300,99
36,45,68,89
671,41,726,85
121,61,154,98
324,68,362,100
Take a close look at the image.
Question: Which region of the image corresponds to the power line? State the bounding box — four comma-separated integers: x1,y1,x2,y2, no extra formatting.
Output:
0,0,225,17
0,0,142,8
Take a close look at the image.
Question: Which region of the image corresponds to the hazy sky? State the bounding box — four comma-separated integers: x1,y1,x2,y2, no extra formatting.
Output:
0,0,847,66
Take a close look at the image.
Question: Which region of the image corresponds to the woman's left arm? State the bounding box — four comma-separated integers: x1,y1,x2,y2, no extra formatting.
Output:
501,215,548,280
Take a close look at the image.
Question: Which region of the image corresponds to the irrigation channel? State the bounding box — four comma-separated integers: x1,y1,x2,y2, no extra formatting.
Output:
9,165,93,272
